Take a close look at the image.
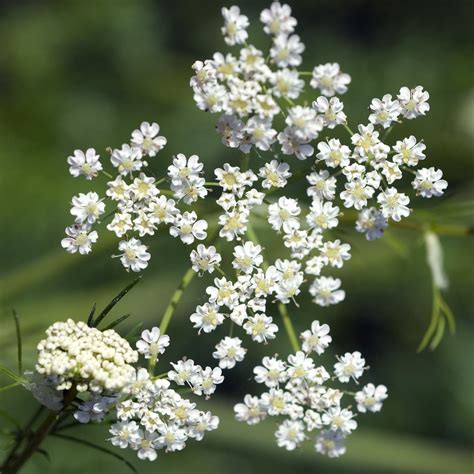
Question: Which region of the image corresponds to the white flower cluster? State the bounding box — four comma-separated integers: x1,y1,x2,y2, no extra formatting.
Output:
35,319,138,393
189,2,447,242
108,328,220,461
62,122,210,272
234,320,387,458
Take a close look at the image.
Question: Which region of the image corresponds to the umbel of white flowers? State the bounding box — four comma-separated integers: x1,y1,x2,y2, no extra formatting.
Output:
234,320,388,457
55,0,448,462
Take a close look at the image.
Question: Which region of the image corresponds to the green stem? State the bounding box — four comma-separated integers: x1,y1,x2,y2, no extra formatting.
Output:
343,123,354,136
159,266,196,335
1,388,77,473
101,170,114,179
277,303,300,352
150,267,197,375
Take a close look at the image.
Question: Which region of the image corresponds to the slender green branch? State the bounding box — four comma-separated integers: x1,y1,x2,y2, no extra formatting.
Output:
159,267,196,336
277,303,300,352
1,388,77,473
343,123,354,136
0,381,21,393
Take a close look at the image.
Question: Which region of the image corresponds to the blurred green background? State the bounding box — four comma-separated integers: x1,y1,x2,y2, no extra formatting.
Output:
1,0,473,472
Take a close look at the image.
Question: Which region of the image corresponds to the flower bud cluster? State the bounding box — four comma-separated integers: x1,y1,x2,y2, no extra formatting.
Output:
35,319,138,393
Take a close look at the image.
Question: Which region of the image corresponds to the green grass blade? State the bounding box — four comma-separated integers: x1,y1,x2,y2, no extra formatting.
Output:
439,298,456,334
0,381,21,393
103,314,131,331
87,303,97,327
430,317,446,351
0,365,26,384
92,277,142,328
12,310,22,374
51,433,137,473
417,303,440,353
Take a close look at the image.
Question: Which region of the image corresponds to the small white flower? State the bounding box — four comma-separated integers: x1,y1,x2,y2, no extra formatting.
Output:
315,429,346,458
334,351,366,383
313,96,347,128
190,244,222,274
136,327,170,360
190,303,225,333
259,160,291,189
300,321,332,355
245,116,277,151
70,191,105,225
68,148,102,180
397,85,430,119
111,144,144,176
206,277,239,307
106,176,130,202
213,337,246,369
320,240,351,268
306,198,340,232
168,359,201,385
392,136,426,166
307,170,337,201
322,406,357,434
355,383,388,413
243,313,278,343
275,419,306,450
278,126,314,160
107,212,133,238
309,276,345,306
148,195,178,225
170,211,208,245
268,196,301,233
270,68,304,99
117,238,151,272
61,224,98,255
131,121,167,157
355,207,388,240
260,2,297,36
368,94,401,128
191,366,224,396
218,207,249,241
270,34,305,68
377,187,411,221
134,430,159,461
109,421,140,449
340,179,375,210
351,123,380,159
232,241,263,274
316,138,351,168
221,6,249,46
234,394,267,425
254,356,288,388
412,167,448,198
155,423,187,453
310,63,351,97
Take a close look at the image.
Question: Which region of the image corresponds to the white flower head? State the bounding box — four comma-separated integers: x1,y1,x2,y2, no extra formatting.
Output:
310,63,351,97
117,238,151,272
221,6,249,46
68,148,102,180
131,121,167,156
170,211,208,245
355,383,388,413
136,327,170,360
61,224,98,255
